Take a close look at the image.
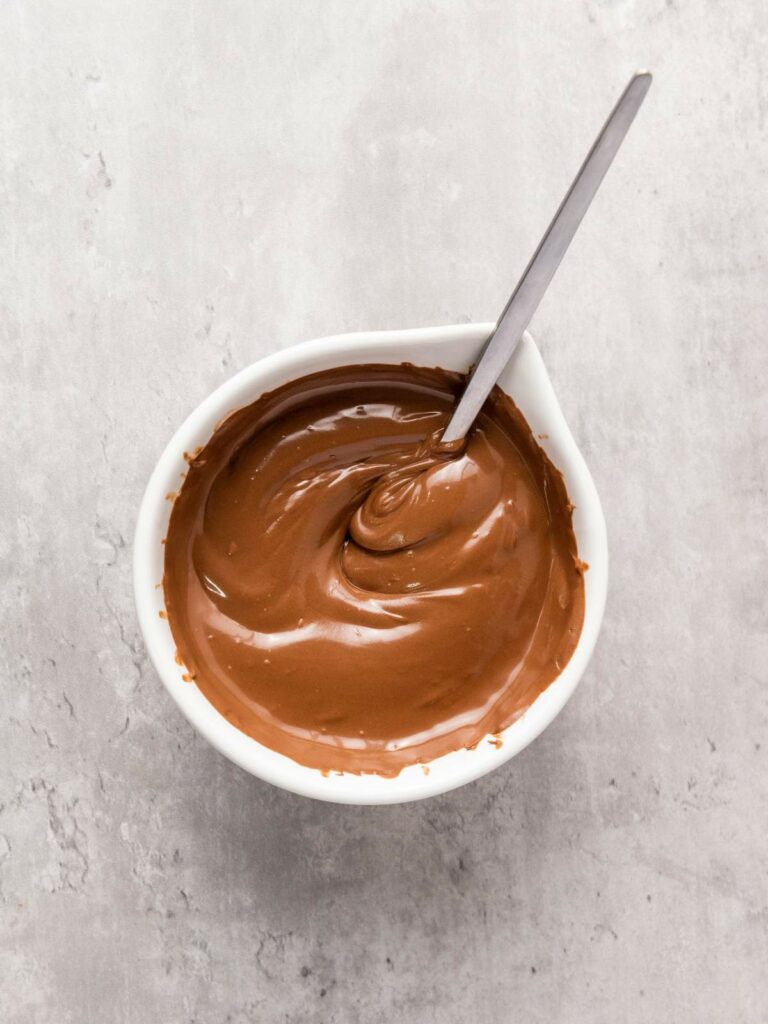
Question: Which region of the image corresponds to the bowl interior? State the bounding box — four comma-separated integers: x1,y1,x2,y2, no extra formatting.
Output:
134,324,607,804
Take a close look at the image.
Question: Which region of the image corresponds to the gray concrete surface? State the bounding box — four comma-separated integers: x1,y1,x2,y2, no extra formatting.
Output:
1,1,767,1021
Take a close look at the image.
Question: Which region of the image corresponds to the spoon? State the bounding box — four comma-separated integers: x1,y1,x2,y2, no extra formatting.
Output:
441,71,652,444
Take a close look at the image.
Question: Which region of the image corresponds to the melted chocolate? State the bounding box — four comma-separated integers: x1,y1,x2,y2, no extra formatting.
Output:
163,364,585,776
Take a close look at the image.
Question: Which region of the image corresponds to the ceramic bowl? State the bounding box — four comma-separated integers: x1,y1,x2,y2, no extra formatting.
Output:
133,323,608,804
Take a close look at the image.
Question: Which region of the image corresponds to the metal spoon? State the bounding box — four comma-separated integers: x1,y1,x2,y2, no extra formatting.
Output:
441,71,652,445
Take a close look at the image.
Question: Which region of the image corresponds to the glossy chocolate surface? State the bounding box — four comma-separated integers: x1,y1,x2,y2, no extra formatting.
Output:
163,364,585,775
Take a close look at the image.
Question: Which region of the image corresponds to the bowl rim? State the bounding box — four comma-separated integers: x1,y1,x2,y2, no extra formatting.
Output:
133,323,608,804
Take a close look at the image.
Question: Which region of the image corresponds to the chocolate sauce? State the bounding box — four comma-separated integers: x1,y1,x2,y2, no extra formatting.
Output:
163,364,585,776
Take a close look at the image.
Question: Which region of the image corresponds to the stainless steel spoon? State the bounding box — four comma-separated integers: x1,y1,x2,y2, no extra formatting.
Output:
441,71,652,444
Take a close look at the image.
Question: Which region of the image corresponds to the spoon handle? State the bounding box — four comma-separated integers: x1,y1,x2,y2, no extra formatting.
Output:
442,71,652,444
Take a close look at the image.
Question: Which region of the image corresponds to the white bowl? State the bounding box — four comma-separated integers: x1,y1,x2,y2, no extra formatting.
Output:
134,324,608,804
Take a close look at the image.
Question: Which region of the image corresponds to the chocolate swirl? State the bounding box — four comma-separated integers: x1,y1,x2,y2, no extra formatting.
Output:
163,364,585,776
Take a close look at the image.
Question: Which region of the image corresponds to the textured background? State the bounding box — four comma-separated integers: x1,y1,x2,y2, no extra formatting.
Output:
1,1,767,1022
